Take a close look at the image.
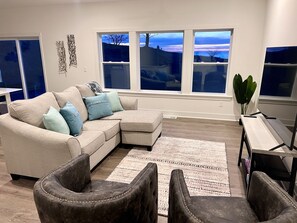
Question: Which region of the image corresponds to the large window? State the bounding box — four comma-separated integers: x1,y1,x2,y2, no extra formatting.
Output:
0,39,46,101
100,33,130,89
260,46,297,97
139,32,183,91
192,31,231,93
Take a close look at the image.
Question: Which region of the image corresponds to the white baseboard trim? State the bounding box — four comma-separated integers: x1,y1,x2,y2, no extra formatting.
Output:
140,108,237,122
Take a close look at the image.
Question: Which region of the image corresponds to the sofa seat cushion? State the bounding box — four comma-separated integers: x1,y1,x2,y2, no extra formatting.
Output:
83,120,120,141
119,110,163,132
53,86,88,122
9,92,60,128
189,196,259,223
76,131,105,155
101,111,126,120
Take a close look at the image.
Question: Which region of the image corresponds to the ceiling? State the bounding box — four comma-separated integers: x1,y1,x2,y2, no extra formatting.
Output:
0,0,126,8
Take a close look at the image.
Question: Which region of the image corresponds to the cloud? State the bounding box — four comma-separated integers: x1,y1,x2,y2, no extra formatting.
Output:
162,44,183,52
194,43,230,52
160,43,230,53
139,32,183,40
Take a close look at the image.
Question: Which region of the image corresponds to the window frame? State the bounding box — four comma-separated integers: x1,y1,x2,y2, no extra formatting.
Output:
98,32,131,90
191,29,233,94
138,30,184,93
260,62,297,100
96,29,234,99
0,36,46,100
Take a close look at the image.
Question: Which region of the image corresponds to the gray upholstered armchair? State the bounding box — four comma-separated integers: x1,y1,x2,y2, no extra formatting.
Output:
33,154,158,223
168,170,297,223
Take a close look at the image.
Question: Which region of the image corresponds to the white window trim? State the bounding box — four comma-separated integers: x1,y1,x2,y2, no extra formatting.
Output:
15,40,28,99
260,63,297,99
193,62,228,65
118,90,232,101
264,63,297,67
98,33,131,90
102,62,130,64
192,30,232,94
0,37,44,99
138,30,184,92
259,96,297,106
96,29,234,98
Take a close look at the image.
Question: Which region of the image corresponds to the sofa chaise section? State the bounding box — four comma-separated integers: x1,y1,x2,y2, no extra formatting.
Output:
103,110,163,150
77,84,163,150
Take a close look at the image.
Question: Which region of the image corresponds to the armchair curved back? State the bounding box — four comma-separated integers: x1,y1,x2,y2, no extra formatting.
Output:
248,171,297,222
168,169,297,223
33,154,158,223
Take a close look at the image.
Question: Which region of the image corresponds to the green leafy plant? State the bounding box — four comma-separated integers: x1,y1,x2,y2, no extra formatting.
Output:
233,74,257,115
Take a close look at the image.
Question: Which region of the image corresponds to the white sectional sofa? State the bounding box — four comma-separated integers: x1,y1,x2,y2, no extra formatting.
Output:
0,84,162,179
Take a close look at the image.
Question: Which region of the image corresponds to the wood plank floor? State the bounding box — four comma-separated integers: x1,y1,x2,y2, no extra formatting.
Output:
0,117,245,222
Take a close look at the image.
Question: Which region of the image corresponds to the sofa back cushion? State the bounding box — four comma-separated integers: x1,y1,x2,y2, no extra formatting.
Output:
9,92,60,128
76,84,95,97
53,86,88,122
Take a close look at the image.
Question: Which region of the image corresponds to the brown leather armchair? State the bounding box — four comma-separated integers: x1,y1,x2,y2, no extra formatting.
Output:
168,169,297,223
33,154,158,223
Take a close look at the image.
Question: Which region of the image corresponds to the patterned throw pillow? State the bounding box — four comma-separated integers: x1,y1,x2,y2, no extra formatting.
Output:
86,81,103,94
83,94,113,120
60,102,83,136
43,106,70,135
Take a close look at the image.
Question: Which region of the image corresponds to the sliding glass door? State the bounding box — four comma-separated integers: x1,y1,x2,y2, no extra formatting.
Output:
0,38,46,101
0,40,24,100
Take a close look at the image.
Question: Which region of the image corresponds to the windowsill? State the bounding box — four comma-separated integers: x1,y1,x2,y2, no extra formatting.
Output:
259,96,297,106
106,89,232,101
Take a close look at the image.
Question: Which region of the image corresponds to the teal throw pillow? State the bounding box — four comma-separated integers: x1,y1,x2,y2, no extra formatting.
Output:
83,94,113,120
104,91,124,112
60,102,83,136
43,106,70,135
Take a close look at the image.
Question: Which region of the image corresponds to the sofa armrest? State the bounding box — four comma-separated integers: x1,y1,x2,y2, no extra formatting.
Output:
120,97,138,110
247,171,297,222
0,114,81,178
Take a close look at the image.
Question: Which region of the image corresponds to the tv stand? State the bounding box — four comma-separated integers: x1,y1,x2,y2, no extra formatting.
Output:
238,114,297,196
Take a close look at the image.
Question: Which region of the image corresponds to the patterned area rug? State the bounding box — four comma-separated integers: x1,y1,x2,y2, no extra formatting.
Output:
106,136,230,216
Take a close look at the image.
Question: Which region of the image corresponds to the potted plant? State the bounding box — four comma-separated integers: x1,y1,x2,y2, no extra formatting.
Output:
233,74,257,115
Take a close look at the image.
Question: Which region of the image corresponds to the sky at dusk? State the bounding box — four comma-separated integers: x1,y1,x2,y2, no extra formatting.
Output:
102,31,231,59
139,31,231,59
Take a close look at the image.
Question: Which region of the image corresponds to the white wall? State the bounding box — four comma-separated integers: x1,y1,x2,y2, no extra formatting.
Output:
0,0,268,120
258,0,297,125
264,0,297,47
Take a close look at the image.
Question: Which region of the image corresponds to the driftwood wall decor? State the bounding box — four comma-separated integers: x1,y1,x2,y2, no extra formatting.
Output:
67,34,77,67
56,41,67,74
